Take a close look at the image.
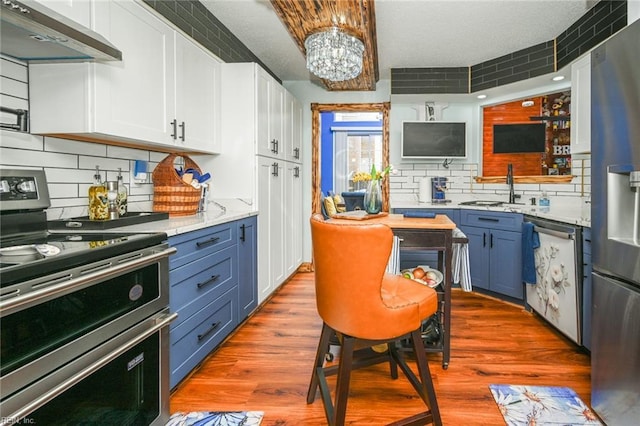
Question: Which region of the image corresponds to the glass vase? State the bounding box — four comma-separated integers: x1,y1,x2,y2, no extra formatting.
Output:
364,180,382,214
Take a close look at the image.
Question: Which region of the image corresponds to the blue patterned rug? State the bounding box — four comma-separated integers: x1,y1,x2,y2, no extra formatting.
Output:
166,411,264,426
490,385,602,425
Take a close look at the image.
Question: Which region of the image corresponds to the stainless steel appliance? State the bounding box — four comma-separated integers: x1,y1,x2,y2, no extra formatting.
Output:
590,19,640,426
0,0,122,62
0,169,176,425
524,216,582,344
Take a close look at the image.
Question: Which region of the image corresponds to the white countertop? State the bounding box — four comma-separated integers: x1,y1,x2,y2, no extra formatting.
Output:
391,194,591,228
98,199,257,237
93,195,589,238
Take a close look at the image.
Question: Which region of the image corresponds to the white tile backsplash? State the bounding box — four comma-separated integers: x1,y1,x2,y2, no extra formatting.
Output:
1,129,156,220
391,159,591,200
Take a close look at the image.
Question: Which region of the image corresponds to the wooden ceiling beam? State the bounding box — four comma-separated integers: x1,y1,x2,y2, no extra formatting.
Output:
269,0,379,91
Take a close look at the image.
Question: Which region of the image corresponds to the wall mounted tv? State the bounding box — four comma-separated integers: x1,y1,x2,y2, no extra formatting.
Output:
493,123,546,153
401,121,467,159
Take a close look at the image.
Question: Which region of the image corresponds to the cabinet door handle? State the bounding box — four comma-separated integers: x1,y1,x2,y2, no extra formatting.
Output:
294,147,300,159
170,119,177,140
197,274,220,289
240,224,246,242
483,232,486,247
478,217,500,222
179,121,185,141
294,166,300,178
490,233,494,248
196,236,220,248
198,321,221,341
271,139,277,153
275,139,279,154
272,162,279,177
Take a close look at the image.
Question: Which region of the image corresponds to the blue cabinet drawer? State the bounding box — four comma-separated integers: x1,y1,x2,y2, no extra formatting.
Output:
169,223,236,270
170,245,238,329
170,286,238,388
460,210,522,232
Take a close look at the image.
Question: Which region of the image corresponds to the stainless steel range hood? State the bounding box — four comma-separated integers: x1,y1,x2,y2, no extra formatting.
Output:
0,0,122,62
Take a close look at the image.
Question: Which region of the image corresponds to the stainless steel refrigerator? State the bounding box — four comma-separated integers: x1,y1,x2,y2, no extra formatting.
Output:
590,18,640,426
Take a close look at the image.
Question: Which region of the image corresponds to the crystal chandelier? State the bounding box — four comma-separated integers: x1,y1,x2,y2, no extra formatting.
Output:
304,27,364,82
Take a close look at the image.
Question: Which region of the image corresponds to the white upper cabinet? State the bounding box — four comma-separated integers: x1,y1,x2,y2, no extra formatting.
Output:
35,0,92,27
29,0,221,154
175,33,222,153
570,53,591,155
30,1,175,146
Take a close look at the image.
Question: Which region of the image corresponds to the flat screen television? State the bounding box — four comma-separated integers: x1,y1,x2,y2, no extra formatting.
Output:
401,121,467,159
493,123,546,153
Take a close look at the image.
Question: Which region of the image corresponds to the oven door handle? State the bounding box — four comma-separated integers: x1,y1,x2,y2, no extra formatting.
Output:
5,312,178,424
0,247,177,316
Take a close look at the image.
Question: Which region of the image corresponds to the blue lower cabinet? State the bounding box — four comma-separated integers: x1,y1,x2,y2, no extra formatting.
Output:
238,216,258,320
460,210,523,300
582,227,592,350
168,217,257,389
170,286,238,388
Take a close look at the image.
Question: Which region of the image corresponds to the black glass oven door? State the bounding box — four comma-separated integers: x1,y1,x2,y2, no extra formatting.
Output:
0,248,171,400
1,310,175,426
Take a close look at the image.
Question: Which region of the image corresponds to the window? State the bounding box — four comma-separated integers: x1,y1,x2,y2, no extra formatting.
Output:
347,133,383,190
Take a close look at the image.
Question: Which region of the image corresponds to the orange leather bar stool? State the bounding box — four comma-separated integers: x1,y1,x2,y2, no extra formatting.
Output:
308,214,442,426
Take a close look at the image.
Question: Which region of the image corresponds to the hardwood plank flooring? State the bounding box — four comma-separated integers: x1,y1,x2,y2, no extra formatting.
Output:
170,272,591,425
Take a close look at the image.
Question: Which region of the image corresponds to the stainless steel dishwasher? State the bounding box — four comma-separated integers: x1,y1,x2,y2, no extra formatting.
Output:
524,216,582,345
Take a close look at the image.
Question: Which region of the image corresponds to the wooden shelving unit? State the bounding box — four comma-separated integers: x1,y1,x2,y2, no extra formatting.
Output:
532,92,572,176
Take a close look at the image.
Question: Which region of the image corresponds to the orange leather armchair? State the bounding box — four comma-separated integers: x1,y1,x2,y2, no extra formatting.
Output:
308,214,442,425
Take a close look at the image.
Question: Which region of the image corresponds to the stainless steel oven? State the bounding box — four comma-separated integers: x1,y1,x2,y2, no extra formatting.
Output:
0,169,176,425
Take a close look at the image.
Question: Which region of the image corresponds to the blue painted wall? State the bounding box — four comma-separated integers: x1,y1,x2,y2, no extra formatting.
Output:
320,112,382,195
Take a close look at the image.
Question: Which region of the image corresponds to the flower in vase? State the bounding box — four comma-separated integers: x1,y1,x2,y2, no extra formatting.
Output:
370,164,396,181
352,171,372,182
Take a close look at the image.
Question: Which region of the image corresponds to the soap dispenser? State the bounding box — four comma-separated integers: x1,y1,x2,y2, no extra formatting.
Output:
116,168,128,216
89,166,108,220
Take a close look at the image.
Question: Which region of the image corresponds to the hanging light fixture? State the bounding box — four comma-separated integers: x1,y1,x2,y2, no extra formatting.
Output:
304,26,364,82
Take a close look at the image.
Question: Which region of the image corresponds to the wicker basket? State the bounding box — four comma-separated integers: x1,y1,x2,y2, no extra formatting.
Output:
152,153,202,217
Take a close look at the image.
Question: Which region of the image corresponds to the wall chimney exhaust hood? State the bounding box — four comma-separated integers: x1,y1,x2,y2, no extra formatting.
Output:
0,0,122,62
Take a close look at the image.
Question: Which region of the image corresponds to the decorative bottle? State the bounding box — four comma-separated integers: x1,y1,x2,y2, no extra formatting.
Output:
88,166,108,220
106,181,119,220
117,168,128,216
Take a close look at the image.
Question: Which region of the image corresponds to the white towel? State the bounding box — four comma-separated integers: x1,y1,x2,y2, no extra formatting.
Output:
386,236,401,275
452,228,472,291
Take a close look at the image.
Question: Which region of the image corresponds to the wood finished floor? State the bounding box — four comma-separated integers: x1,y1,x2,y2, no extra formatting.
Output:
170,272,592,425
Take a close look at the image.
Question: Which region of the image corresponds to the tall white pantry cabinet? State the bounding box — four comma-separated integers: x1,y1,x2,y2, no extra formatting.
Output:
215,63,303,304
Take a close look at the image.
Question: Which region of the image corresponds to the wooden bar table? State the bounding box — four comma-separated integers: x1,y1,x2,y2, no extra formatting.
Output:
330,213,456,369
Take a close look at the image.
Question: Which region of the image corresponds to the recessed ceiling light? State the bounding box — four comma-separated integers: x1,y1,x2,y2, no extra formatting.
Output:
552,75,565,81
477,94,487,99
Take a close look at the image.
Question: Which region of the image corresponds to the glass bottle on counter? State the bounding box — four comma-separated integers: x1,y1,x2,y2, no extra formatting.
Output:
106,181,119,220
88,166,108,220
116,168,128,216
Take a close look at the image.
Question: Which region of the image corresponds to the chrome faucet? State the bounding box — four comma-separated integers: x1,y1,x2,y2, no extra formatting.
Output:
506,163,516,204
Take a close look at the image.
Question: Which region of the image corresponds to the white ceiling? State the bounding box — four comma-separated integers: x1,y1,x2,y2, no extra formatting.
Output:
201,0,595,84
